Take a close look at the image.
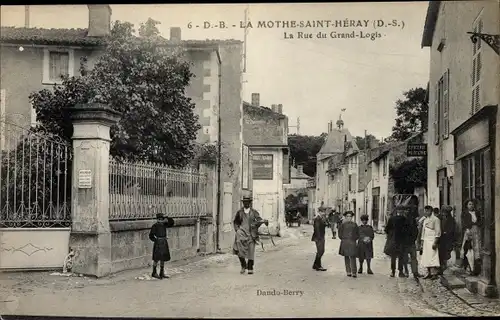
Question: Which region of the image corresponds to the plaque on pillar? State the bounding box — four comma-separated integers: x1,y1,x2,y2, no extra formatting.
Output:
78,169,92,189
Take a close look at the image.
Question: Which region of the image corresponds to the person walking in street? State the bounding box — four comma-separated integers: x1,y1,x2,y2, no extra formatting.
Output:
384,209,410,278
338,211,359,278
328,209,341,239
438,205,457,275
233,195,269,275
149,213,175,279
311,207,329,271
420,205,441,280
460,199,482,276
357,214,374,275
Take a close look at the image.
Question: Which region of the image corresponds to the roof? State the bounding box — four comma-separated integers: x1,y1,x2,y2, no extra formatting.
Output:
291,166,311,179
0,26,243,47
0,27,104,46
421,1,441,48
317,128,355,158
243,101,286,120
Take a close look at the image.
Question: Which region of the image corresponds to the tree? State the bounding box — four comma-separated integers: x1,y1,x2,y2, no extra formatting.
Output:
389,87,428,142
29,18,201,167
288,133,327,177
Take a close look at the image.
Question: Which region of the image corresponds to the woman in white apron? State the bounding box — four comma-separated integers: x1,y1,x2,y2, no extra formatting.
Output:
420,206,441,280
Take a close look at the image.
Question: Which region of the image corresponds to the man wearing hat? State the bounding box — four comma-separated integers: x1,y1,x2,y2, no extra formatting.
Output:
233,195,269,274
149,213,175,279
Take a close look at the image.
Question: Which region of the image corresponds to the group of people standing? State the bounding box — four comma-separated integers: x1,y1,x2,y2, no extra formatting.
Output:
384,199,482,280
312,206,375,278
309,199,483,280
146,196,483,281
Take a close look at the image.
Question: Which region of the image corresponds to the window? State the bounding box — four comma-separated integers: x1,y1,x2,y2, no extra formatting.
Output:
43,48,74,84
348,174,352,191
462,150,485,207
442,70,450,139
383,157,387,176
471,18,483,114
434,70,450,144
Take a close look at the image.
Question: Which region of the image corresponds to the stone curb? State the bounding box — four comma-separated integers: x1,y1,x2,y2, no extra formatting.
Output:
414,270,499,316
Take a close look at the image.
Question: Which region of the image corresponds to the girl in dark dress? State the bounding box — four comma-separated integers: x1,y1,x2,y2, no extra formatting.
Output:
357,214,375,274
149,213,175,279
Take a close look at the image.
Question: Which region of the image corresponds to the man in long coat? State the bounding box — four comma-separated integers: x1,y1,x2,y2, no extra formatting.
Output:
149,213,175,279
384,210,410,278
233,196,268,274
311,208,329,271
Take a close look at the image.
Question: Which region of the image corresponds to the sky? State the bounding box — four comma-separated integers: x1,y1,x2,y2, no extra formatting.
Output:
1,3,430,140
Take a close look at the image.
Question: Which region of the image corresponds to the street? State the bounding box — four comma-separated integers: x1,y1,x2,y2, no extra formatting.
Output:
1,225,449,318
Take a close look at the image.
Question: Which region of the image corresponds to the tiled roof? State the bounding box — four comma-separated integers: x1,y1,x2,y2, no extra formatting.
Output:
317,128,354,158
0,26,243,47
243,101,286,119
0,27,104,46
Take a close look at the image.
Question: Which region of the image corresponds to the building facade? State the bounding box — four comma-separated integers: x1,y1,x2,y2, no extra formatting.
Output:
422,0,499,297
315,118,356,212
242,94,290,236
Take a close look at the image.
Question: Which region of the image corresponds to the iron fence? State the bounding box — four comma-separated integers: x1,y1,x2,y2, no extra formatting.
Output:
109,158,208,221
0,120,72,228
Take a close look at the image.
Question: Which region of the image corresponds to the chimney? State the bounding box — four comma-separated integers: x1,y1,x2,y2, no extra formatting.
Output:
328,121,332,133
24,6,30,28
170,27,181,42
277,104,283,114
87,5,112,37
271,104,277,113
297,164,303,173
251,93,260,107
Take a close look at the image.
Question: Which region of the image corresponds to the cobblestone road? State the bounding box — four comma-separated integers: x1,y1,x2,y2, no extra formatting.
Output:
0,225,459,317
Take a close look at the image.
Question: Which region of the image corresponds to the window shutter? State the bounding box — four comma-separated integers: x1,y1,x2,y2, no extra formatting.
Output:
443,70,449,139
476,52,482,83
434,85,439,145
473,25,478,55
478,20,483,50
472,57,476,86
475,86,480,113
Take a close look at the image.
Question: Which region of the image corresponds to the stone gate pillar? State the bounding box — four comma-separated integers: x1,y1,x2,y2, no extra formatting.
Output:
68,103,120,277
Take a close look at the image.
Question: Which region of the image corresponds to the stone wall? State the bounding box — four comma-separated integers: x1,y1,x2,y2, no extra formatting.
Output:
108,217,213,273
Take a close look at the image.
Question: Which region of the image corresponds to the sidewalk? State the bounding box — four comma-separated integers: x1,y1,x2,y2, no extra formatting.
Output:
417,265,500,316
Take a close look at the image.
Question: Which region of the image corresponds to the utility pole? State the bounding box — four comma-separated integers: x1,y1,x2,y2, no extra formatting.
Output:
243,5,249,73
288,117,300,135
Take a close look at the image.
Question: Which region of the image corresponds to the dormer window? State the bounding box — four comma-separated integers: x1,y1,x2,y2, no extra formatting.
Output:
43,48,74,85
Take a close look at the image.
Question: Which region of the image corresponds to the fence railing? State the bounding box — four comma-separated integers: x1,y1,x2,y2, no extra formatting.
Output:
109,158,208,221
0,120,72,228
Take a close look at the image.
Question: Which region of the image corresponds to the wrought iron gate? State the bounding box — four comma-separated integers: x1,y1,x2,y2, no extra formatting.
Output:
0,120,72,270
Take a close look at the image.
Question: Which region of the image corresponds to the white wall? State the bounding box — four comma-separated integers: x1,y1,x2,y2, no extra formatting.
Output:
370,154,389,230
251,148,285,235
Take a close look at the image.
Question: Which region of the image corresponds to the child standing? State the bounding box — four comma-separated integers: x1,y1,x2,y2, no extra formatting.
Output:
149,213,175,279
338,211,360,278
357,214,375,274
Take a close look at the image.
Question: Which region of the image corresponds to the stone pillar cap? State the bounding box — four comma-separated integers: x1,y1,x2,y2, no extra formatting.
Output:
68,103,121,125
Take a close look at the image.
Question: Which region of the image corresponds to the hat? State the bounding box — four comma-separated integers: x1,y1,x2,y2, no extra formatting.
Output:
343,211,354,217
156,213,165,219
242,196,252,202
